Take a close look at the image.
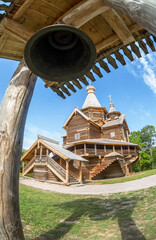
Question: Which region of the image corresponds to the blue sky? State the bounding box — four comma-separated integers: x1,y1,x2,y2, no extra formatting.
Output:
0,43,156,149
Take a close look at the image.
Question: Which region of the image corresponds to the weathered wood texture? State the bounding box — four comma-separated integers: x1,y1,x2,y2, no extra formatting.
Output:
0,58,37,240
104,0,156,37
66,113,89,143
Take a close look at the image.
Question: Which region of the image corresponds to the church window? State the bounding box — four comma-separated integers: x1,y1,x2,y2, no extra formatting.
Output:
75,133,80,140
110,132,115,138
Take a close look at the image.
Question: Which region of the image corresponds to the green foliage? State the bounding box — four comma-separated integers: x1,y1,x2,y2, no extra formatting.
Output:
130,125,156,172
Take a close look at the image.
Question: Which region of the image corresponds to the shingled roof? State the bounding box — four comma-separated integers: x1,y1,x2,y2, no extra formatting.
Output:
82,85,101,109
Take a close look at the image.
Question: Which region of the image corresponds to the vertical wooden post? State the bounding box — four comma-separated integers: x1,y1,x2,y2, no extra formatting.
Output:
113,145,115,152
84,143,86,155
46,148,49,156
40,146,42,160
79,161,82,184
66,159,69,184
104,145,106,154
121,146,123,155
94,144,97,155
0,58,37,239
128,146,130,155
74,145,76,154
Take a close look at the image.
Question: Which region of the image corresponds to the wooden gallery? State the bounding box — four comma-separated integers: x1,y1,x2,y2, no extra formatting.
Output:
21,85,140,184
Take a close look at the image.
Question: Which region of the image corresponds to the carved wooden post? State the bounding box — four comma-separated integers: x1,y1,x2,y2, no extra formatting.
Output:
104,0,156,36
0,58,37,240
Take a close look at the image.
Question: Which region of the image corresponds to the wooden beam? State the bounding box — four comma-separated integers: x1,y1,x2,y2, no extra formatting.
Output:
98,59,111,73
0,32,8,50
104,0,156,37
13,0,35,21
2,17,33,42
58,0,110,28
103,9,135,44
96,23,143,53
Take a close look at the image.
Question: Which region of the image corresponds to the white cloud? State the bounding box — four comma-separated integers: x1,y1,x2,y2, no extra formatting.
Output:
23,123,62,150
139,56,156,94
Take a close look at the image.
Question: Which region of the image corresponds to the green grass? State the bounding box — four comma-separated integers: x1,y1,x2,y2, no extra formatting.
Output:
20,184,156,240
90,169,156,184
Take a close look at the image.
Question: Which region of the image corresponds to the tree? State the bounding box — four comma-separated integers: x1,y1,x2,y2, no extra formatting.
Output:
129,125,156,172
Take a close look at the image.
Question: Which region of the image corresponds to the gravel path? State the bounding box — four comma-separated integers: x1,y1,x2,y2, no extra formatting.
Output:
20,174,156,195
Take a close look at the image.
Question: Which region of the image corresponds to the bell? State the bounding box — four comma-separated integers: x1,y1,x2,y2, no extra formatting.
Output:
24,24,96,82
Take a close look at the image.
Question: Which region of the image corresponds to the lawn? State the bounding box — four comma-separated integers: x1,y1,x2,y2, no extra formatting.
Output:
90,169,156,184
20,184,156,240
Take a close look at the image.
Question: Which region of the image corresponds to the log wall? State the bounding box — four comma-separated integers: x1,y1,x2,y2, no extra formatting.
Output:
102,125,123,140
67,113,88,143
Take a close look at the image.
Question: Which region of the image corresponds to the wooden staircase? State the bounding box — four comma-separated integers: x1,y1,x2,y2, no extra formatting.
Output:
90,159,116,179
47,156,77,183
23,157,35,176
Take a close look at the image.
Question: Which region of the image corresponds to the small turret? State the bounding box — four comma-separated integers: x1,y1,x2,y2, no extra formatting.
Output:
82,84,101,109
107,95,121,120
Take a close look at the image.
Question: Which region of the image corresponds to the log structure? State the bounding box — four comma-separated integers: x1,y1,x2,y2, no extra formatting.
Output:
0,0,156,98
63,86,140,180
22,87,140,181
21,135,87,184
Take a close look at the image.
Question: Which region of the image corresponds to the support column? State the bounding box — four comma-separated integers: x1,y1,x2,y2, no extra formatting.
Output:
113,145,115,152
84,143,86,155
0,58,37,239
66,159,69,184
128,146,130,155
104,0,156,37
40,146,42,160
94,144,97,155
79,161,82,184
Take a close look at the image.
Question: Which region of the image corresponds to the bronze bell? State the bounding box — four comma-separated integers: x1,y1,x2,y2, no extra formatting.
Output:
24,24,96,82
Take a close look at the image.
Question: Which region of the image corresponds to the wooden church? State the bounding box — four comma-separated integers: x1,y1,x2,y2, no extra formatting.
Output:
21,86,140,184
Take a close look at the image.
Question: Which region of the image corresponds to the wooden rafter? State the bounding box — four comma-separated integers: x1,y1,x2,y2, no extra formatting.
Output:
57,0,110,28
103,9,135,45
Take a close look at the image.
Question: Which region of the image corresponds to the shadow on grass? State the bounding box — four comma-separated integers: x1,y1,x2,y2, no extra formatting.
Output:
34,196,146,240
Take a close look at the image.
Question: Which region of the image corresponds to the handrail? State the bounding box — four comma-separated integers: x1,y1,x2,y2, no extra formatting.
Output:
24,157,35,173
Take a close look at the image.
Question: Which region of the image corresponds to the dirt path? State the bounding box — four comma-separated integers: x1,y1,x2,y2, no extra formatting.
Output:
20,174,156,195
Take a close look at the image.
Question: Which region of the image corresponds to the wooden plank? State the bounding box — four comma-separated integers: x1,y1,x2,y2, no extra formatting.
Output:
138,39,149,54
60,85,71,96
2,17,33,42
96,23,143,53
92,65,103,78
122,46,134,61
145,36,155,51
65,82,76,92
79,76,89,86
114,50,126,65
130,42,142,58
0,32,8,50
72,80,82,89
98,59,111,73
107,55,118,69
50,87,66,99
86,71,96,82
103,9,135,44
59,0,110,28
13,0,36,21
